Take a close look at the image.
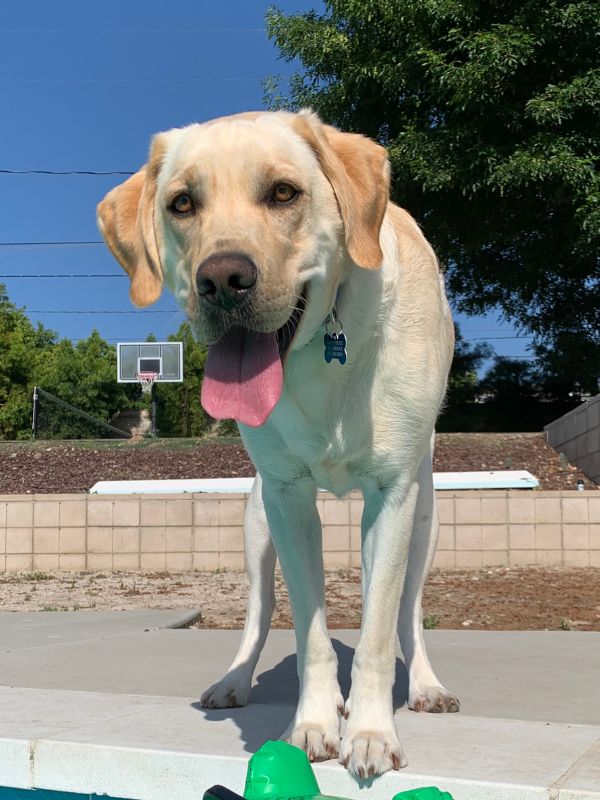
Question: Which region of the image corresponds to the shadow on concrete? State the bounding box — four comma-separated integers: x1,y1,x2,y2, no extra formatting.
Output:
193,638,409,754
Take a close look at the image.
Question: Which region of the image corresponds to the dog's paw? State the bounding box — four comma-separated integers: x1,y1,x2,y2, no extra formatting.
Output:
285,721,340,762
409,685,460,713
200,675,251,709
339,728,407,778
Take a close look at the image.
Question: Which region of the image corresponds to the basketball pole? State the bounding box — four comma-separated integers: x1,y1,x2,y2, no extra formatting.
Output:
32,386,39,439
117,342,183,437
151,382,158,437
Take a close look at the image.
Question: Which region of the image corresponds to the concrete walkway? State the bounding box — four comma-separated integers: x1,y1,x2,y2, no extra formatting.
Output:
0,610,598,800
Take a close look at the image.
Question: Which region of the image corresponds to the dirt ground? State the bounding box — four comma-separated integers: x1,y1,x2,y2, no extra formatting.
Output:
1,567,598,631
1,434,597,630
0,432,595,493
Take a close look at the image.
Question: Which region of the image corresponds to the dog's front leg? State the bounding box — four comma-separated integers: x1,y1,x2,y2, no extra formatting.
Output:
262,477,343,761
201,473,276,708
340,477,420,777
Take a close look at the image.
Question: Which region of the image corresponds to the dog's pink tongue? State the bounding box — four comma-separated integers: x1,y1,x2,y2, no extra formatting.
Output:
201,327,283,428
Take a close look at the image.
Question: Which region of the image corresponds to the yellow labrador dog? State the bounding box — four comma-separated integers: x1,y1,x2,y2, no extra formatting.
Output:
98,110,459,778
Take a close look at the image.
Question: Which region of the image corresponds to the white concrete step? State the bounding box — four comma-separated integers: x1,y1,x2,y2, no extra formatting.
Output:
1,686,598,800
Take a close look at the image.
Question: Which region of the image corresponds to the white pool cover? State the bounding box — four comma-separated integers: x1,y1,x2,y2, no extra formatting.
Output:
89,470,538,494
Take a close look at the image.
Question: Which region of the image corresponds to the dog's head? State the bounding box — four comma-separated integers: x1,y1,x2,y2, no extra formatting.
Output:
97,110,390,426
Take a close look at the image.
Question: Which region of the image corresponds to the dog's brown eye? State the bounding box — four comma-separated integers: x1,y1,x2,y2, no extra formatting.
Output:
171,194,194,215
271,183,298,204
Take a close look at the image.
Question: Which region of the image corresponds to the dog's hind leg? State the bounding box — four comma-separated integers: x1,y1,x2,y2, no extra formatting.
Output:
200,472,276,708
397,437,460,713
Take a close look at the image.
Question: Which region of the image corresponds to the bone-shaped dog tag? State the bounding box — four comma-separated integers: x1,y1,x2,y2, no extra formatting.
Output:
324,331,347,365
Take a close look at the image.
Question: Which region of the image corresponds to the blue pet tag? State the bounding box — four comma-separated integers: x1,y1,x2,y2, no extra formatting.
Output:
324,331,347,364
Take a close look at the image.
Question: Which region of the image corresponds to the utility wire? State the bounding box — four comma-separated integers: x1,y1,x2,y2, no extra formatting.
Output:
0,169,134,176
29,309,178,314
465,335,534,341
460,327,526,334
21,306,534,342
0,273,124,278
0,77,264,83
0,28,266,33
19,302,536,337
64,336,537,358
0,240,105,247
5,288,536,340
67,337,177,343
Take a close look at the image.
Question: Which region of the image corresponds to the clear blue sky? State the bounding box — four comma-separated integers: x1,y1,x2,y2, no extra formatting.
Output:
0,0,532,367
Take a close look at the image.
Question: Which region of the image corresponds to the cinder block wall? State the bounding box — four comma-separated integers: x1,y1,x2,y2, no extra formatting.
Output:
0,491,598,573
545,394,600,484
436,491,600,568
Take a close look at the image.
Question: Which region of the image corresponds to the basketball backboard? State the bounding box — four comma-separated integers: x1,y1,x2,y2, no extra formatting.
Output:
117,342,183,383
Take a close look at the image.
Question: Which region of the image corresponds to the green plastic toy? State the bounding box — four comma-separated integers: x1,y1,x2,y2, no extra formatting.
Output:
203,740,453,800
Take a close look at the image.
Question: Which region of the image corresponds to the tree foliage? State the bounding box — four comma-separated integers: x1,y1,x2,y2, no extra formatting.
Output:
0,284,135,439
266,0,600,392
0,285,57,438
477,355,542,429
0,284,583,438
35,332,134,439
437,324,586,430
154,322,211,437
438,323,492,429
0,284,216,440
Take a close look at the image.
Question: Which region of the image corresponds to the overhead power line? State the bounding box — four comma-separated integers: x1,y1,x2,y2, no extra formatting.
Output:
0,273,125,278
25,311,533,336
492,355,535,360
0,240,105,247
67,337,157,342
0,169,134,176
465,335,534,341
29,309,177,314
0,28,265,33
0,77,263,84
461,327,524,334
20,307,535,343
60,336,536,359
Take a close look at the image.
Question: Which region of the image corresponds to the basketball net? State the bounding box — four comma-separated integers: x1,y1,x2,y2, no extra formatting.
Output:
136,371,159,395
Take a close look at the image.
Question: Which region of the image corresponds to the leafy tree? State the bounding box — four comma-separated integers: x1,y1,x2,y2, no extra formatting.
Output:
0,284,57,438
447,324,493,405
0,283,139,439
533,333,599,406
479,356,539,403
154,322,211,437
35,331,134,439
266,0,600,391
438,323,493,430
477,355,542,430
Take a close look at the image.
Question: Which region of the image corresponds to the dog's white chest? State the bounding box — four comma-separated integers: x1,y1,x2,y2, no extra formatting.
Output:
310,460,361,497
245,339,371,495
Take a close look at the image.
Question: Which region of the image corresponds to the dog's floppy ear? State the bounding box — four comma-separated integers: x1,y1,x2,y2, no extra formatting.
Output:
97,133,169,307
293,110,390,269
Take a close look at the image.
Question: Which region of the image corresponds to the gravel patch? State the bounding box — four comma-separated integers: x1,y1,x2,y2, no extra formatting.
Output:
0,567,598,631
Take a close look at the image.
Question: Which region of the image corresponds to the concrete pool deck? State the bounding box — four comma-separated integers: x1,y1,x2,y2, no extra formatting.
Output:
0,610,598,800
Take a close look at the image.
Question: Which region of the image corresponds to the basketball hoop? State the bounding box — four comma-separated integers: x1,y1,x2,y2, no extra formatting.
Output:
136,371,159,395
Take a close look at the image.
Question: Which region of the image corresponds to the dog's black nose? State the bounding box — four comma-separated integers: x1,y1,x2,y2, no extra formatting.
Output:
196,253,257,311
